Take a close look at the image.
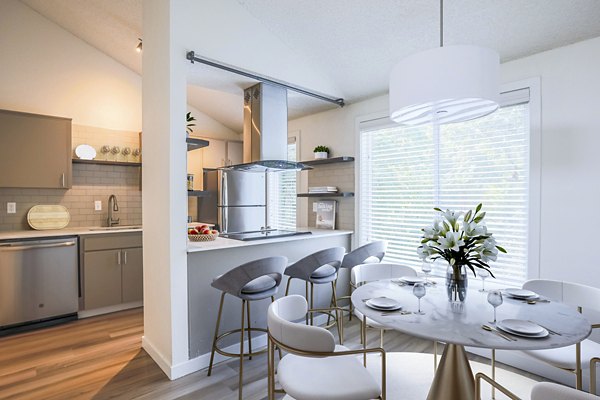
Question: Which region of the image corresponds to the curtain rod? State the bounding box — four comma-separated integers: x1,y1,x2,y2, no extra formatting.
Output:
186,51,345,107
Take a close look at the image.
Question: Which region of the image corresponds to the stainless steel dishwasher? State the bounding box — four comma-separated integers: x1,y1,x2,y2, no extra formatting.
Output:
0,236,78,334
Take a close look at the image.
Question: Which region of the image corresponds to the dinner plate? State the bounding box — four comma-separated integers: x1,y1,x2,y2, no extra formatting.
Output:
366,297,402,311
398,276,426,285
503,288,539,299
497,324,549,338
75,144,97,160
497,319,548,337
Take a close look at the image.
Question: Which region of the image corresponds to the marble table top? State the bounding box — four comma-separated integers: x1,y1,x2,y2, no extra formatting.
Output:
351,279,591,350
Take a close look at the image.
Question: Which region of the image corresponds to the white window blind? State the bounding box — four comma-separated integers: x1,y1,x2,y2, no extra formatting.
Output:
359,89,530,286
268,138,297,230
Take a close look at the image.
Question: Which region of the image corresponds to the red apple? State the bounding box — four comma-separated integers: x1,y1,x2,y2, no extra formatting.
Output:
210,230,218,234
188,229,199,235
201,228,211,234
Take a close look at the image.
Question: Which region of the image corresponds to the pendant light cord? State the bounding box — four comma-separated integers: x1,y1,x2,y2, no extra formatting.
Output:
440,0,444,47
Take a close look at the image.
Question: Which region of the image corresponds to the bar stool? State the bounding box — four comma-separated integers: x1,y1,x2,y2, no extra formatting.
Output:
207,256,288,400
339,241,387,321
284,247,345,344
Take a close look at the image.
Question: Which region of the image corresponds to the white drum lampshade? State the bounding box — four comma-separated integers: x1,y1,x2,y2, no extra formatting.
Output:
389,45,500,126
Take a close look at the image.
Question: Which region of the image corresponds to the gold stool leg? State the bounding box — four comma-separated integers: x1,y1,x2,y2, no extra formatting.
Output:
271,296,283,360
207,292,226,376
310,282,315,326
433,341,438,373
267,336,275,400
285,277,292,296
326,290,334,326
238,299,246,400
363,314,367,367
247,301,252,361
491,348,496,399
576,340,583,390
305,281,309,325
332,280,343,344
380,329,384,348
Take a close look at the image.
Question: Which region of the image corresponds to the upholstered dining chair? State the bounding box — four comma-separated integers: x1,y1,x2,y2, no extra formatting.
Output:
207,256,288,400
352,263,417,348
519,279,600,390
267,295,386,400
284,247,346,343
339,241,387,321
476,373,599,399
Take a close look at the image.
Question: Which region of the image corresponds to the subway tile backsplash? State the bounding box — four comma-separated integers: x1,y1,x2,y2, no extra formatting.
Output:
0,125,142,231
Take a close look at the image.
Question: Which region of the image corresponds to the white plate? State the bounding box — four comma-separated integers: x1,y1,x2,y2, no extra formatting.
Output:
75,144,97,160
498,319,545,335
497,324,549,338
366,297,402,311
399,276,426,285
504,288,539,299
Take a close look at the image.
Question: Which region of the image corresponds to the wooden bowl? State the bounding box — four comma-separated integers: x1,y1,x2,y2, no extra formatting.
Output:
188,233,219,242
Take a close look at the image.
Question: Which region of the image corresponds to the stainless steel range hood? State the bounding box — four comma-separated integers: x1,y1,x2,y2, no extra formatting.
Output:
220,83,311,172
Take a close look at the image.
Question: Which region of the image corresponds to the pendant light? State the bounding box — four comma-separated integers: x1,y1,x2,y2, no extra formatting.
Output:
389,0,499,126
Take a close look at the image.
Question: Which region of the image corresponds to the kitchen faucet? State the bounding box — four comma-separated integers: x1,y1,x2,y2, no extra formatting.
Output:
107,194,120,227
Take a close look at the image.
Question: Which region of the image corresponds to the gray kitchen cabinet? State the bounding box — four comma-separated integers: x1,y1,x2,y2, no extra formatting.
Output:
81,232,143,310
0,109,72,189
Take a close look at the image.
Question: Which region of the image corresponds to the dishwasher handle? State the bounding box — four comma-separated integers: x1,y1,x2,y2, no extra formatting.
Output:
0,241,76,251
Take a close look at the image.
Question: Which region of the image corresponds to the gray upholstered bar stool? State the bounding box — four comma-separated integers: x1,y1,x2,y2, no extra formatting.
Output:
339,240,387,321
284,247,345,344
207,256,288,400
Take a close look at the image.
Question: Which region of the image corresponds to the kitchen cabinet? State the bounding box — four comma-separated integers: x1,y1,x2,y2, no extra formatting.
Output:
226,141,243,166
0,109,72,189
81,232,143,310
201,138,227,168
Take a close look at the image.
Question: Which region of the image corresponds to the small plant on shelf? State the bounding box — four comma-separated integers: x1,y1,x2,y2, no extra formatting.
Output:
313,145,330,159
186,112,196,136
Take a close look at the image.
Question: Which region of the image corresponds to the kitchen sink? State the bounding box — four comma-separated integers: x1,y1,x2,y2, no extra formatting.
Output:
88,225,142,231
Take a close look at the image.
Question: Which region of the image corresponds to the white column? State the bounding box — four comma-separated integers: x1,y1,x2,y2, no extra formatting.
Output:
141,0,189,379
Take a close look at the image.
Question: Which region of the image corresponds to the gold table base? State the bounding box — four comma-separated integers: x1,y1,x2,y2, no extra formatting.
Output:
427,344,475,400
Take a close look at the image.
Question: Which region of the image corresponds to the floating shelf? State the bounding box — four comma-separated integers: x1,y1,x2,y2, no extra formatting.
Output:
187,137,209,151
297,192,354,198
300,156,354,166
187,190,215,197
72,159,141,167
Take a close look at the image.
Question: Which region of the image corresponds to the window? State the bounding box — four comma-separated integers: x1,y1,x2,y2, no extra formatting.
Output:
268,137,297,230
359,88,532,286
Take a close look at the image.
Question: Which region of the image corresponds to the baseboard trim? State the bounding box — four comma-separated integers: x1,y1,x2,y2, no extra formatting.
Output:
142,335,174,379
78,301,143,319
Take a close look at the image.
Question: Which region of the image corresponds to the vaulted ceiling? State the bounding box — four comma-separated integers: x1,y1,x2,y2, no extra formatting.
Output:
20,0,600,132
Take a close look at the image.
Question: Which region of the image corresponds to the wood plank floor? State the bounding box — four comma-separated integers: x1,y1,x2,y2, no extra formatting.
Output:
0,308,542,400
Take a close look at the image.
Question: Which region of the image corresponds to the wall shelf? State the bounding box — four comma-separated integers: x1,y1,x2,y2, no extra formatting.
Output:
187,190,215,197
300,156,354,166
72,159,141,167
297,192,354,198
187,137,209,151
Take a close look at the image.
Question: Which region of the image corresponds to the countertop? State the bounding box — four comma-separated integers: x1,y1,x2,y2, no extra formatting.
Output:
0,226,143,241
187,228,353,253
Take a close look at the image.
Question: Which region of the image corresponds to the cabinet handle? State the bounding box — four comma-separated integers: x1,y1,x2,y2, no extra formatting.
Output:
61,173,65,188
117,251,121,265
123,251,128,265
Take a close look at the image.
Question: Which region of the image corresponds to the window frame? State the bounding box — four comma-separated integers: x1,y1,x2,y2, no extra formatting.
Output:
354,78,541,280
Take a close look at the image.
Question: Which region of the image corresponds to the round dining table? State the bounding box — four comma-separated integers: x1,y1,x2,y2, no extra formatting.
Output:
351,278,592,400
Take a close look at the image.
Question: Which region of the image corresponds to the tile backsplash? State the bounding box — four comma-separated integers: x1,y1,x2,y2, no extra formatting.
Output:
0,125,142,231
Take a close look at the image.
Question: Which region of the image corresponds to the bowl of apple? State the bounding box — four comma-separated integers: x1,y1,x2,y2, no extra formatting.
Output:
188,225,219,242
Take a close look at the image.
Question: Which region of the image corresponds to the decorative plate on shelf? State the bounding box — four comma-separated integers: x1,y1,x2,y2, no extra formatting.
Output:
75,144,97,160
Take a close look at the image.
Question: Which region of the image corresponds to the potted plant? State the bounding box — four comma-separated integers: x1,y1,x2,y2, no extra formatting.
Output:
186,112,196,137
313,145,330,159
417,203,506,304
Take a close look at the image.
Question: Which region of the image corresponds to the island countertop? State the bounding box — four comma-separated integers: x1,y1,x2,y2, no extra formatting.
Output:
186,228,353,253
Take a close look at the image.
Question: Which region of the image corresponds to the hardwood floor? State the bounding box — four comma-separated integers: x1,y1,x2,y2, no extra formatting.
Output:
0,308,541,400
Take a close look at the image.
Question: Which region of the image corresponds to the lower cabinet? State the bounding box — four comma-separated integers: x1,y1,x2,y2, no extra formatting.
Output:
81,232,143,310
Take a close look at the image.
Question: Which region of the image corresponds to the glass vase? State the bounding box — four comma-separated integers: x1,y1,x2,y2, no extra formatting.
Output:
446,264,468,304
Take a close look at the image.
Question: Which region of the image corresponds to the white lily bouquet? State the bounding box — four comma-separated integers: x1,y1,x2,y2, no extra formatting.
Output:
417,204,506,302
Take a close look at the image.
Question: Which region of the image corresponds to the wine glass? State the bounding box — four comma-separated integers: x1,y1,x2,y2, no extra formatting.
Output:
421,260,432,284
413,283,426,315
487,290,503,324
478,269,490,292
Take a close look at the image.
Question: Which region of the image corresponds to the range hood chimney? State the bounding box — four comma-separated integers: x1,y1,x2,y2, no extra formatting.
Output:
221,83,310,172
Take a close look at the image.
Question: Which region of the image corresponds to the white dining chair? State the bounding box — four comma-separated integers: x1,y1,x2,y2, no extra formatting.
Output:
520,279,600,390
267,295,386,400
352,263,418,349
476,372,600,399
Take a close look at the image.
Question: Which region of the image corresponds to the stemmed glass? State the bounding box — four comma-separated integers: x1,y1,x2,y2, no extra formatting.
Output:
413,283,426,315
421,260,432,284
478,269,490,292
487,290,503,324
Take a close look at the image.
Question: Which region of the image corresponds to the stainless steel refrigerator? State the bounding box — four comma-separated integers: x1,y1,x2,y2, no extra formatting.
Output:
215,169,266,233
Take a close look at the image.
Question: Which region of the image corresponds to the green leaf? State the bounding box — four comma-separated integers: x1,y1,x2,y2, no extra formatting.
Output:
443,221,450,232
473,212,486,223
496,245,507,253
464,210,472,222
454,222,459,231
421,238,430,244
434,207,442,212
475,203,483,214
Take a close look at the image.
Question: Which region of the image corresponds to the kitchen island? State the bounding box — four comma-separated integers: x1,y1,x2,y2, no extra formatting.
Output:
187,228,352,362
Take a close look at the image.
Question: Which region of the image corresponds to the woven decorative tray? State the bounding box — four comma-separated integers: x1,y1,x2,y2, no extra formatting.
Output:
188,233,219,242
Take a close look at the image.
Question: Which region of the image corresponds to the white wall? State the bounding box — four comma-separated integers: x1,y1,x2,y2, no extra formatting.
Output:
186,104,241,141
290,36,600,288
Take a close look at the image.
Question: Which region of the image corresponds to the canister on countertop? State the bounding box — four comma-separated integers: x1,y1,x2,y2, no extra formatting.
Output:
187,174,194,191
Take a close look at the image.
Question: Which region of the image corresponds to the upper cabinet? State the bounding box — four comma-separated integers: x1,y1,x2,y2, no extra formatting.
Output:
226,141,243,166
0,109,72,189
196,138,243,168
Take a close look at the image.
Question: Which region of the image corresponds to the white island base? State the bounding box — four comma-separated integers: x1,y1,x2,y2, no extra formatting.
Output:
187,229,352,368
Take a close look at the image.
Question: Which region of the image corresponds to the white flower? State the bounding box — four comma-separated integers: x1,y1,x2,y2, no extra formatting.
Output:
417,244,435,260
463,221,488,237
438,231,465,252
